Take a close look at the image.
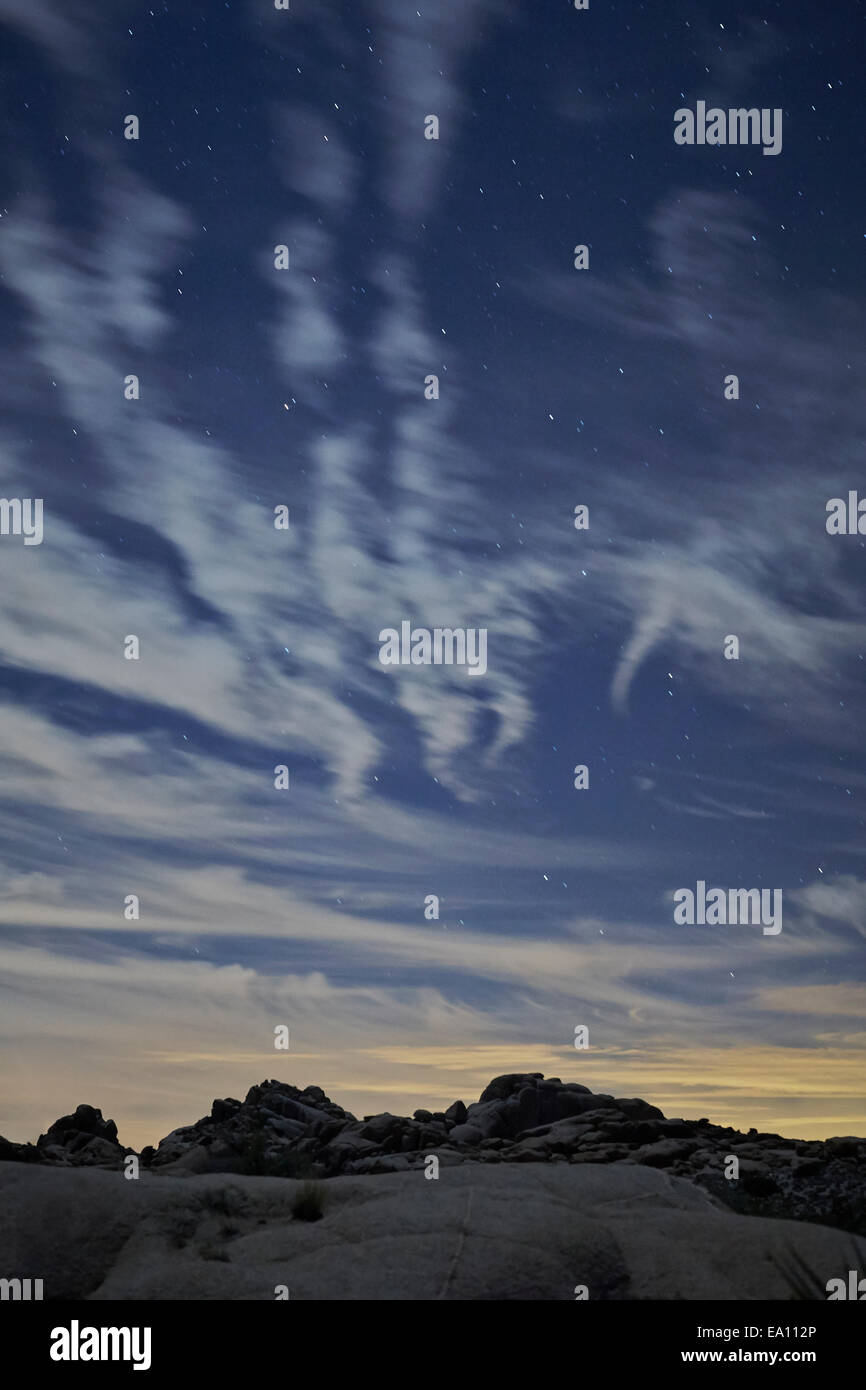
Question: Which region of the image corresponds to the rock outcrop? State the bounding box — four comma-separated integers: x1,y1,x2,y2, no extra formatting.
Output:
0,1103,134,1170
2,1073,864,1235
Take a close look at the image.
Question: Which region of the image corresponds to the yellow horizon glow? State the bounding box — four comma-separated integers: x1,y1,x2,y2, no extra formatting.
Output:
4,1041,864,1151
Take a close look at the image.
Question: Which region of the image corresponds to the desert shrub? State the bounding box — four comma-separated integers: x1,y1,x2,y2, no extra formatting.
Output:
291,1181,325,1222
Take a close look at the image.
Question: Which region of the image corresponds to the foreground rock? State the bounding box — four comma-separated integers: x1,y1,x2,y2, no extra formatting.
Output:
1,1160,863,1300
2,1073,864,1236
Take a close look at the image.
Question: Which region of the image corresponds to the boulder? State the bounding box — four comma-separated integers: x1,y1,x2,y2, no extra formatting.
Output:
32,1105,128,1169
477,1073,544,1104
40,1104,119,1145
359,1113,402,1143
4,1161,864,1300
460,1099,510,1140
348,1154,411,1175
827,1137,861,1159
635,1139,699,1168
76,1137,125,1167
261,1114,306,1141
448,1123,484,1147
615,1097,666,1122
211,1099,241,1123
320,1130,379,1165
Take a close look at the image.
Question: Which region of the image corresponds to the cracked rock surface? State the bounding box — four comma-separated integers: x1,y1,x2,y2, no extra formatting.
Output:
1,1160,864,1300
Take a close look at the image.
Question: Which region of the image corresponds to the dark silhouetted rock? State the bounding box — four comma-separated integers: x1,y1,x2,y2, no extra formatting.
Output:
1,1074,862,1235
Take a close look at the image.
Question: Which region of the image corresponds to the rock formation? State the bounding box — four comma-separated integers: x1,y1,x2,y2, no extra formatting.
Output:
2,1073,863,1234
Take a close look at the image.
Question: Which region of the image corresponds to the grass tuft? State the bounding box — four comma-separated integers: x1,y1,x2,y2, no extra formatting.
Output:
291,1180,325,1222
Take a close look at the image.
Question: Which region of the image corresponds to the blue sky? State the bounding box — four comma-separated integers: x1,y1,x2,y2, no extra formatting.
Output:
0,0,865,1147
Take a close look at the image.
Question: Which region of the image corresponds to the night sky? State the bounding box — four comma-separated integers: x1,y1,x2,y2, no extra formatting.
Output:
1,0,865,1149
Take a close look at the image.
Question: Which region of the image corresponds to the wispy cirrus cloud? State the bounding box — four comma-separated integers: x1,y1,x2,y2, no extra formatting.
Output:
0,0,864,1156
